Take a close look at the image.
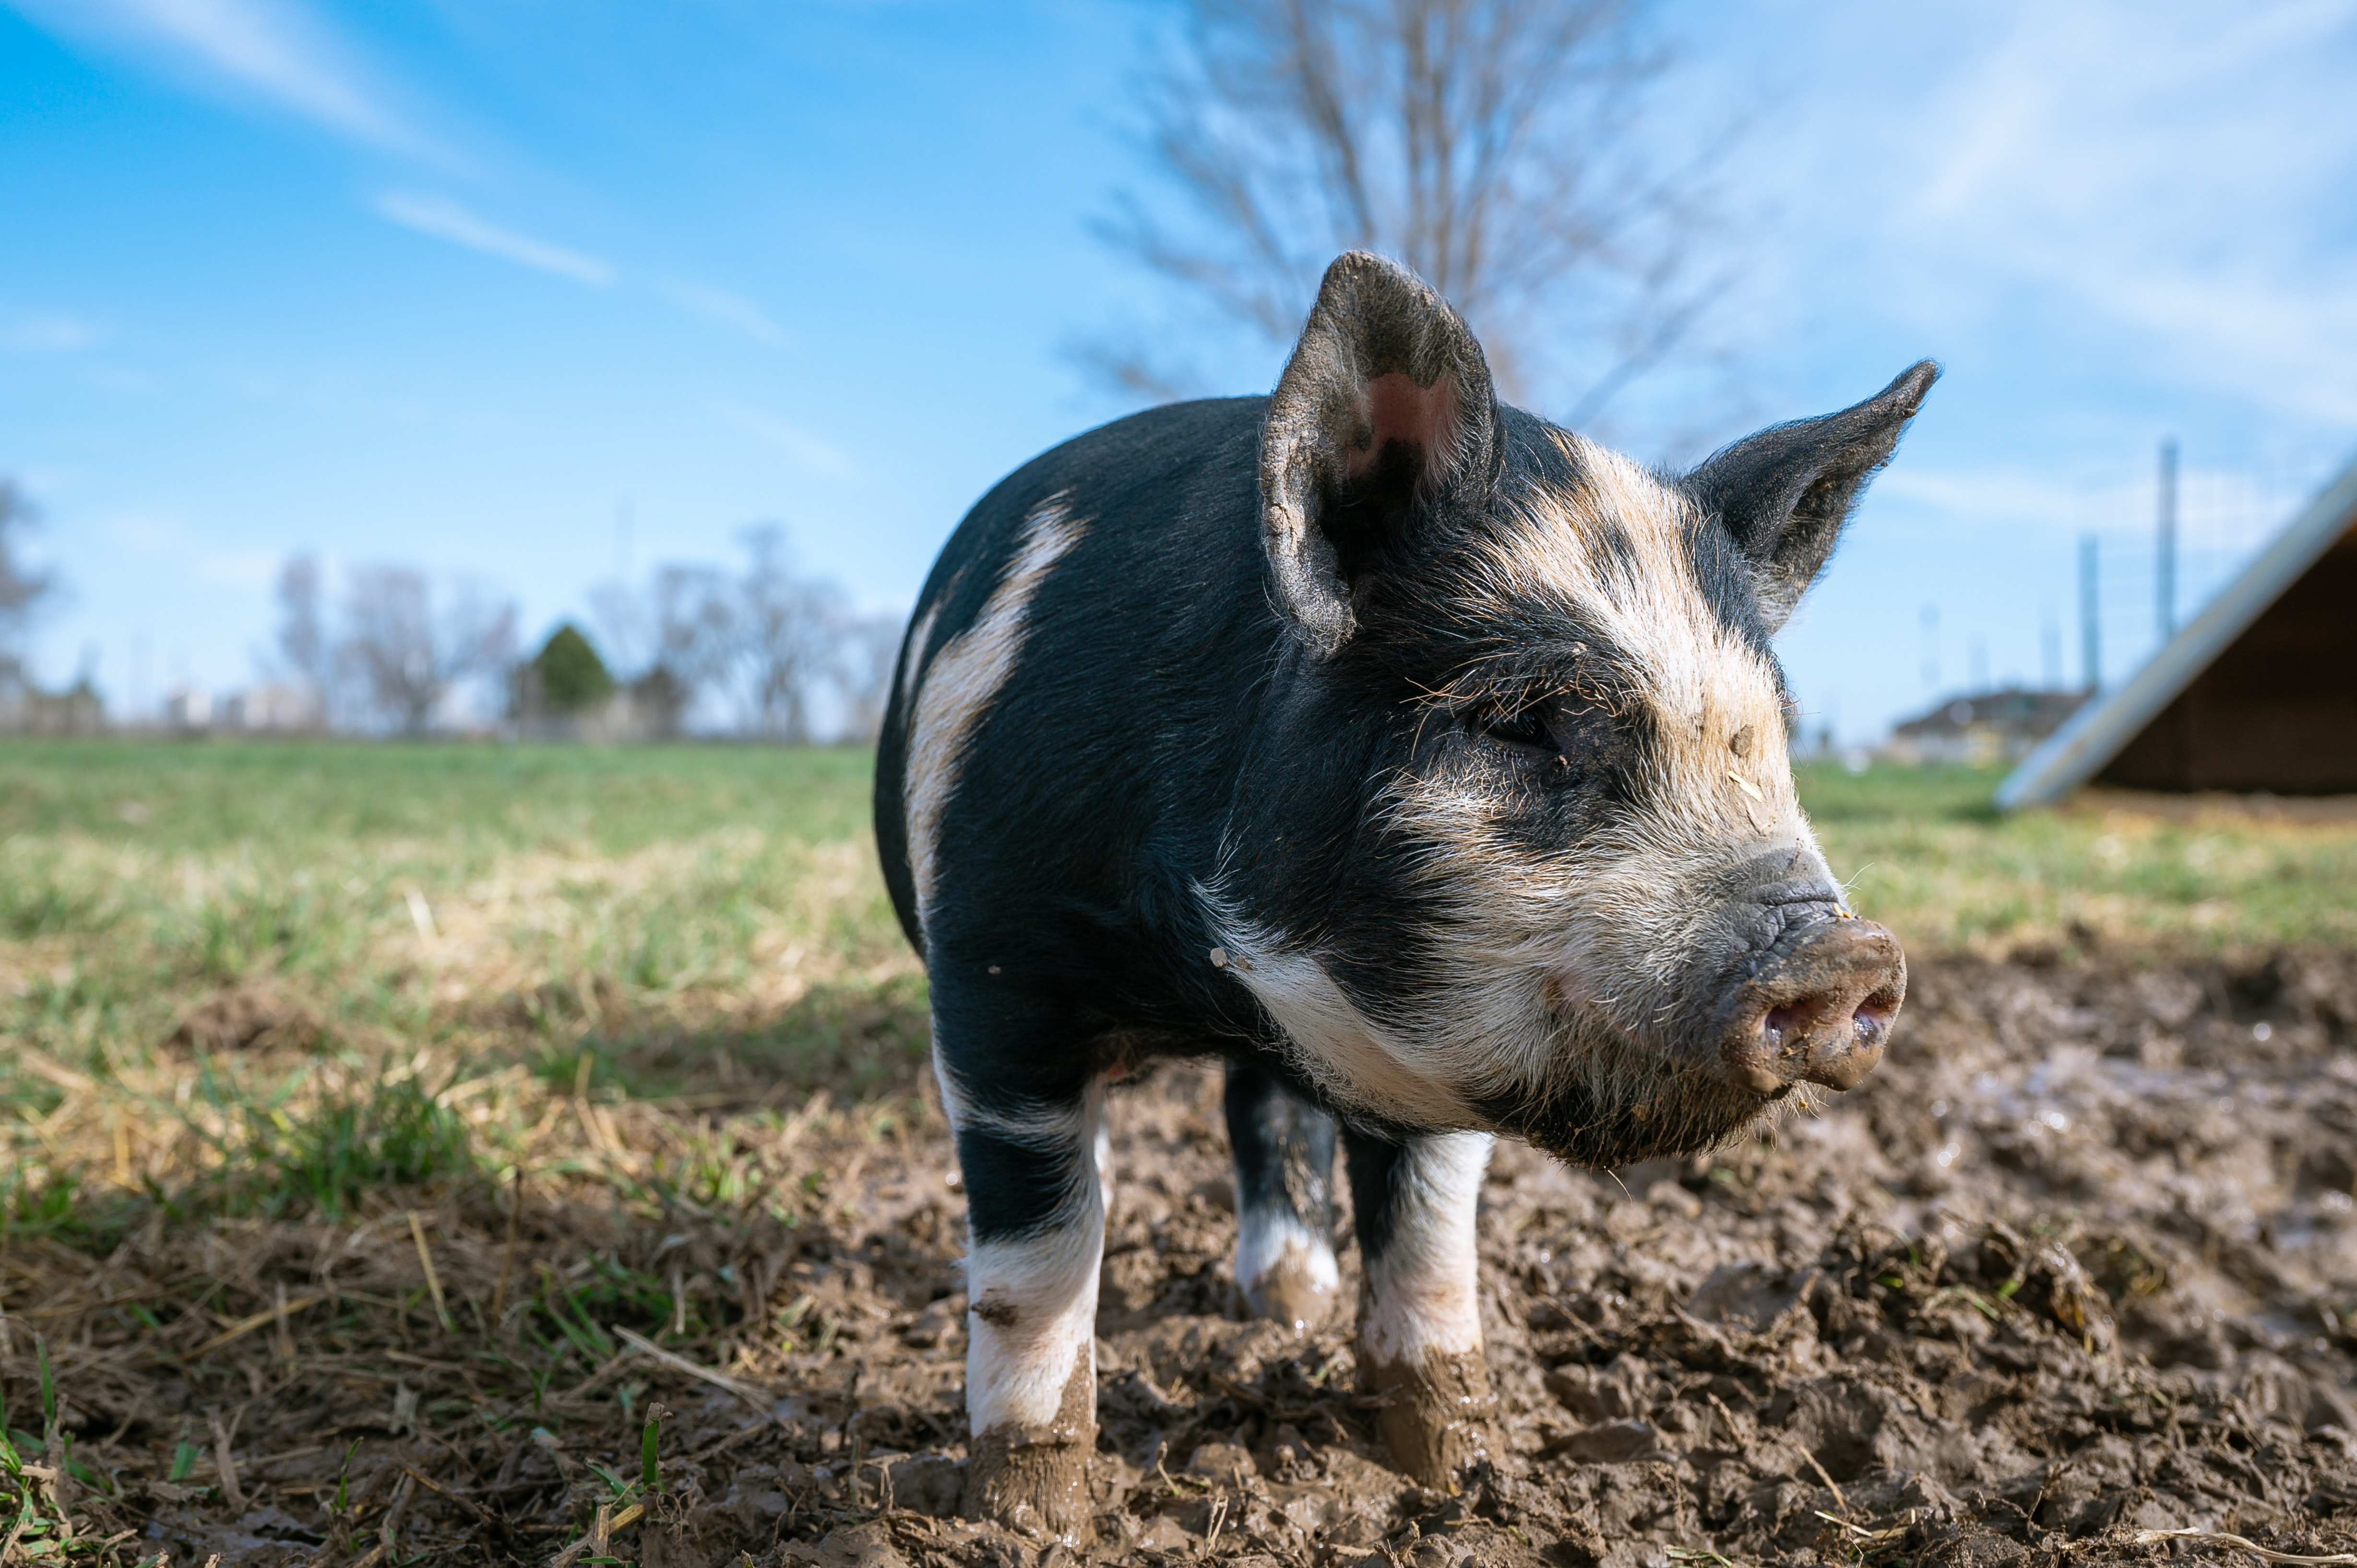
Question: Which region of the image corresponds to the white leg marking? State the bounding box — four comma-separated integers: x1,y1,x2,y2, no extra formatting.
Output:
953,1076,1108,1436
1360,1132,1494,1366
1235,1208,1340,1298
903,498,1086,938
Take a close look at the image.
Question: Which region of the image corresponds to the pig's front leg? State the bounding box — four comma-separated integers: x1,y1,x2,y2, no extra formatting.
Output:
1344,1127,1497,1485
939,1061,1108,1544
1225,1059,1341,1332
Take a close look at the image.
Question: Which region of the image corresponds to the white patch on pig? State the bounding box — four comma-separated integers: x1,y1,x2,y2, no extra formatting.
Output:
1359,1131,1493,1366
903,496,1086,935
938,1064,1111,1436
1192,898,1476,1130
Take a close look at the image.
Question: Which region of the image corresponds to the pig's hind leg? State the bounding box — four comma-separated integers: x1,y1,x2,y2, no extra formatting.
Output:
1344,1127,1498,1485
938,1058,1110,1544
1224,1059,1341,1332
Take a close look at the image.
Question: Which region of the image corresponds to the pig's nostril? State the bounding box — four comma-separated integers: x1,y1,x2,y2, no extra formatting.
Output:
1718,917,1907,1095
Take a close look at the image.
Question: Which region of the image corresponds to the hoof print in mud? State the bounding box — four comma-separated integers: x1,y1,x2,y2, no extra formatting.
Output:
1367,1351,1498,1487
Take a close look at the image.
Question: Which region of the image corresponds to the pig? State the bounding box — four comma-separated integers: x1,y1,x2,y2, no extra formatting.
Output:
873,250,1932,1542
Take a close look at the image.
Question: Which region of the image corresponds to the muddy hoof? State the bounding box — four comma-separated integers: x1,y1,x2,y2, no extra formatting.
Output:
1364,1351,1494,1487
1242,1252,1338,1334
959,1421,1095,1544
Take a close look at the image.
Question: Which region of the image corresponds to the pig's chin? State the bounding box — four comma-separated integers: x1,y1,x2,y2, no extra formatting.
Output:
1490,1030,1787,1169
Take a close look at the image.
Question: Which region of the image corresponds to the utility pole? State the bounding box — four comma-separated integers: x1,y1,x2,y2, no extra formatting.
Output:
2078,534,2100,692
2156,438,2178,641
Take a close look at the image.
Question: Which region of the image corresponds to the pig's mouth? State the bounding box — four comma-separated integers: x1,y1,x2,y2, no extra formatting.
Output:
1496,913,1907,1168
1482,1029,1785,1169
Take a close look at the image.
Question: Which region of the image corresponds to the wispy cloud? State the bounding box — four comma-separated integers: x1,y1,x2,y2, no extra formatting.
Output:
1852,0,2357,425
661,282,786,344
716,403,858,480
375,192,614,286
1,312,104,353
101,512,278,588
13,0,436,157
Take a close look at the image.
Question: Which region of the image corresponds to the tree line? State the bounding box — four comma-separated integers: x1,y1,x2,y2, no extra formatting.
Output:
274,524,902,742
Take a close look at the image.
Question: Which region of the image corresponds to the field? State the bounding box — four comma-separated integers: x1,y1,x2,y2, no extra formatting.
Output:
0,740,2353,1567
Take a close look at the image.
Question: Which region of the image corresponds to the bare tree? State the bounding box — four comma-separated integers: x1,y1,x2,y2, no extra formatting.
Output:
735,524,843,744
1087,0,1732,427
0,480,58,686
586,530,905,743
274,554,330,719
338,566,517,736
833,611,906,744
644,564,738,736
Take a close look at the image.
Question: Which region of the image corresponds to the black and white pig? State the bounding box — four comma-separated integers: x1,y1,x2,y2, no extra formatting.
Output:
873,251,1933,1542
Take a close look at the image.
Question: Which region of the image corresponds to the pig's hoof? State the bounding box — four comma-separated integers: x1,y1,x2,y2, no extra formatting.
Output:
959,1422,1095,1544
1365,1351,1495,1487
1242,1250,1338,1334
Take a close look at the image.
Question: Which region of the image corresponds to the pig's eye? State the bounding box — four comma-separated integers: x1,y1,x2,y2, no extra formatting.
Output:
1476,705,1554,752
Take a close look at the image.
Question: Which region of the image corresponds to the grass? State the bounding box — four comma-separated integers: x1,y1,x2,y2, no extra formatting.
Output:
0,738,2347,1561
1799,760,2357,953
0,739,921,1242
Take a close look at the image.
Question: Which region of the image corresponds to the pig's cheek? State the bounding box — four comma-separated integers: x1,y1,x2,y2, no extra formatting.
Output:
1541,969,1599,1015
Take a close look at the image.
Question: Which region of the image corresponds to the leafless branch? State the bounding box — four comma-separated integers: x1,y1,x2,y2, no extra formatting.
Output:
1085,0,1737,426
337,565,517,736
0,480,58,683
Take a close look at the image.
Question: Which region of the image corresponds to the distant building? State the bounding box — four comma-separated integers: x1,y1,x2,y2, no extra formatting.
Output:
0,675,104,735
1885,687,2088,767
164,683,212,731
223,682,324,732
2000,454,2357,807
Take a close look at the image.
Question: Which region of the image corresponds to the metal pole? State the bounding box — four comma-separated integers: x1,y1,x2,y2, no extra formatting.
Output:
2078,534,2100,691
2157,438,2178,641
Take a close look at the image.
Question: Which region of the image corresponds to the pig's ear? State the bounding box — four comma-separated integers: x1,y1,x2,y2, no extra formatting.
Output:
1683,360,1939,632
1260,251,1500,657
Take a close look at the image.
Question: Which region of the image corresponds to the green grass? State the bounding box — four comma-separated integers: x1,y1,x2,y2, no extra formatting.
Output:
1797,760,2357,952
0,739,920,1228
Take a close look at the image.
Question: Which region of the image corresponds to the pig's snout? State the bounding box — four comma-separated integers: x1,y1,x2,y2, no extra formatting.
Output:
1713,916,1905,1096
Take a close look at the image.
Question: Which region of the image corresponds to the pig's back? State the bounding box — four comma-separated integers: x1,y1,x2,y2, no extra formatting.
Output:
874,396,1285,990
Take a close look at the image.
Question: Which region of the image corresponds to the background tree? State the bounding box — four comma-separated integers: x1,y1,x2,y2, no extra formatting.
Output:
274,553,330,723
735,523,842,744
0,480,58,688
1084,0,1734,433
525,623,616,715
833,612,906,744
338,565,517,736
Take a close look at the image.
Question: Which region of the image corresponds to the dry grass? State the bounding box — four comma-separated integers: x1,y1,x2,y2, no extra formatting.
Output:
0,740,931,1565
1800,761,2357,954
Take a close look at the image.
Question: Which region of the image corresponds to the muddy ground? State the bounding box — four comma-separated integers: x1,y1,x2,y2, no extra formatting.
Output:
10,947,2357,1567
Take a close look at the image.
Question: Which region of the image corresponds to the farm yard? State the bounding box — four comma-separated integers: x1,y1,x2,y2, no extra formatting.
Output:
1,741,2355,1567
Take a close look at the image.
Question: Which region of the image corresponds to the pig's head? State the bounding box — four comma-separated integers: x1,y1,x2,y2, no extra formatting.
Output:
1216,251,1933,1168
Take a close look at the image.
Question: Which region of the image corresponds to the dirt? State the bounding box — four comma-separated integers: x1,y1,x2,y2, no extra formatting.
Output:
8,947,2357,1567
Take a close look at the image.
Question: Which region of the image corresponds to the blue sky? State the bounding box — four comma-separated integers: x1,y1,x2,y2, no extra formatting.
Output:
3,0,2354,740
